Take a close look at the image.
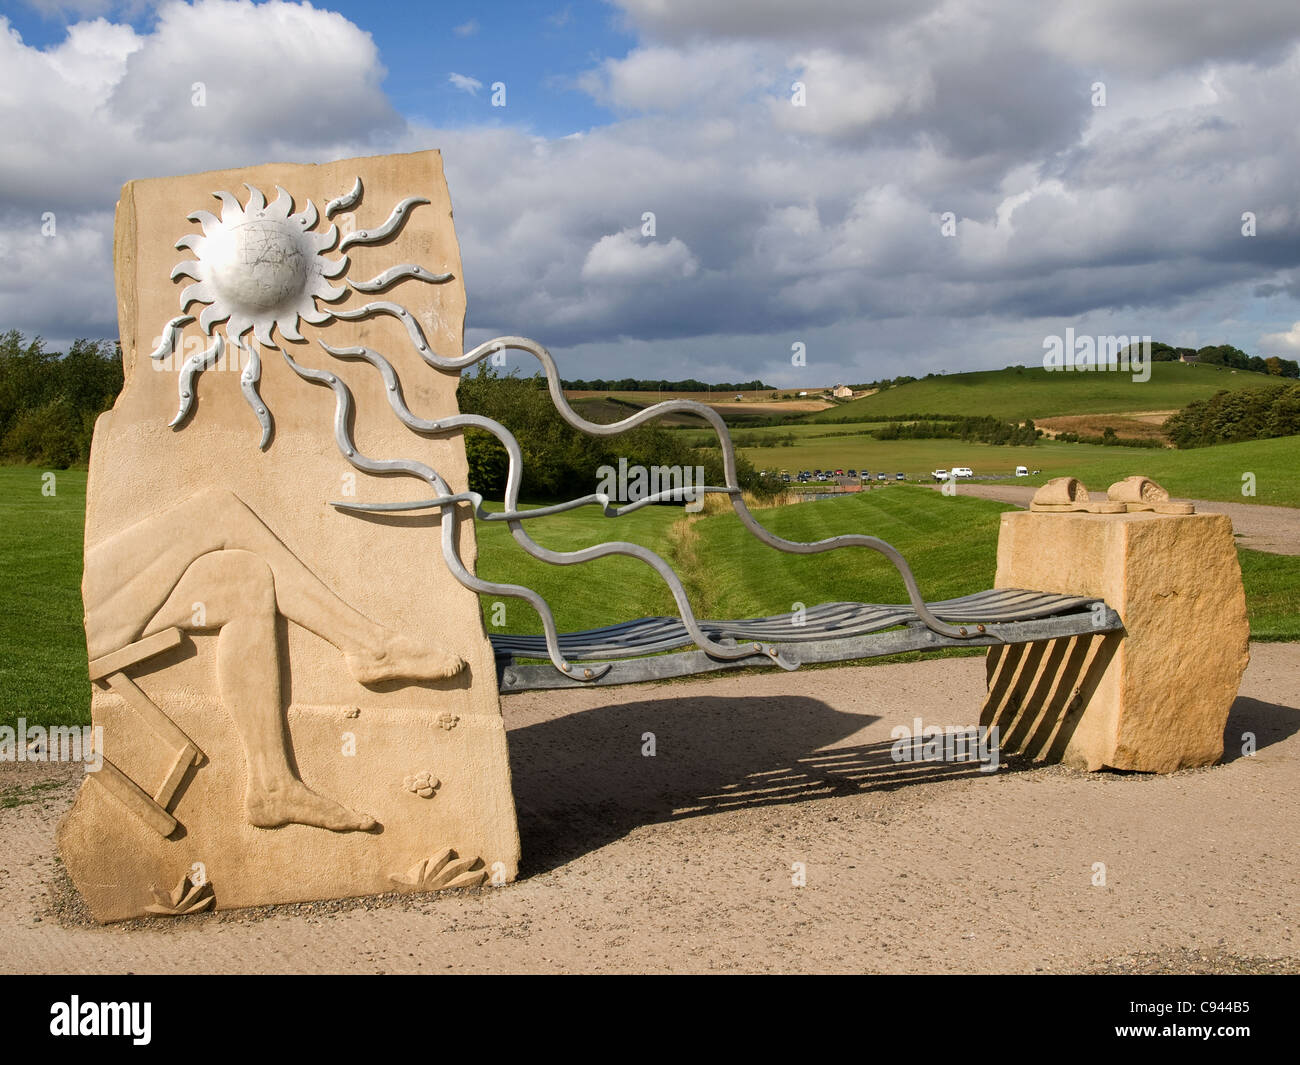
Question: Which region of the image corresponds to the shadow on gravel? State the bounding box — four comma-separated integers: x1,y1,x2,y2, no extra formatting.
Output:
506,694,1010,876
1220,695,1300,763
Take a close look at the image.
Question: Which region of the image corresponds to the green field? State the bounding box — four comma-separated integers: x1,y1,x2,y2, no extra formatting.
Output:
807,362,1282,423
731,434,1300,508
473,500,682,633
1,466,1296,731
0,466,89,729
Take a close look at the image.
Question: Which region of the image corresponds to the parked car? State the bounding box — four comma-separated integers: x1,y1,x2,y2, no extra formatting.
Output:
1015,466,1029,477
895,472,905,480
876,472,888,481
834,469,844,477
847,469,858,478
931,469,949,482
952,467,974,478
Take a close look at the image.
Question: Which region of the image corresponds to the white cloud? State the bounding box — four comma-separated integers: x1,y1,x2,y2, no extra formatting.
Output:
582,229,699,282
6,0,1300,385
453,19,478,37
0,0,401,342
771,48,934,138
1260,323,1300,352
580,42,772,113
448,71,484,95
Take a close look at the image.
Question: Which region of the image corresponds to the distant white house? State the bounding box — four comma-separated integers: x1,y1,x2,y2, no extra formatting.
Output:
797,390,808,397
831,384,854,398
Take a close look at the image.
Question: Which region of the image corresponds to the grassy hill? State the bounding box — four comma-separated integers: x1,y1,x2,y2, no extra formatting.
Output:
805,362,1281,423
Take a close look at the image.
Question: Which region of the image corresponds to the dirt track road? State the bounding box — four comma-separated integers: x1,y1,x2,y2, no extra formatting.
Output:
3,645,1297,974
927,483,1300,554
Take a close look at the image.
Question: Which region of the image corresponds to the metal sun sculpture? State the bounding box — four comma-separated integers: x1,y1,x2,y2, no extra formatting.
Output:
150,174,975,684
150,178,449,449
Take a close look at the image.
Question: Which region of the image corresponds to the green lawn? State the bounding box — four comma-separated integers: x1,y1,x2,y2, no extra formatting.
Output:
677,487,1009,620
472,500,682,634
807,362,1282,423
0,466,89,730
1,465,1296,731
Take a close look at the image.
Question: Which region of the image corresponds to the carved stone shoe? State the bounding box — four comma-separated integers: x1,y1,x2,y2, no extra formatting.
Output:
1029,476,1125,513
1107,475,1195,514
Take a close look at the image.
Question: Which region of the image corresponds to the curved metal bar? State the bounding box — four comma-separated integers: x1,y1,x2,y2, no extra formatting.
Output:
278,346,610,681
324,317,970,641
338,197,429,253
168,334,223,428
317,340,794,669
239,346,272,450
350,264,454,294
326,177,363,219
149,315,193,361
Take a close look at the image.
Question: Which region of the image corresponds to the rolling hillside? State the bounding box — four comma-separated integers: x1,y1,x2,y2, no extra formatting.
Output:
804,362,1282,423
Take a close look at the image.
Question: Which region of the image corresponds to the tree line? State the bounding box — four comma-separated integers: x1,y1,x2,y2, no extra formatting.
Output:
0,331,121,467
1140,342,1299,377
458,365,774,499
1164,384,1300,448
561,376,773,393
872,416,1041,446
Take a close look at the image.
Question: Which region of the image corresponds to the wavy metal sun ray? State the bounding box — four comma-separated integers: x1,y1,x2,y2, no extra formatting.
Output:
349,264,454,294
149,315,193,361
239,346,272,450
314,341,795,670
338,197,429,252
169,334,224,428
326,176,362,218
325,319,971,644
278,345,603,680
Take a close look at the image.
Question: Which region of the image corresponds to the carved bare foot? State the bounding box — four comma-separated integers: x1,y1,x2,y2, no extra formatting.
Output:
247,780,377,832
346,632,465,685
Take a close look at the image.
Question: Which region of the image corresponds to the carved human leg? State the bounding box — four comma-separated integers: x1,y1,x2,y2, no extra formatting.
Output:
84,486,462,683
143,548,377,831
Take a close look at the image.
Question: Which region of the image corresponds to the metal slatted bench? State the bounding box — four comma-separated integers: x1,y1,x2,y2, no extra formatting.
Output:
491,589,1121,692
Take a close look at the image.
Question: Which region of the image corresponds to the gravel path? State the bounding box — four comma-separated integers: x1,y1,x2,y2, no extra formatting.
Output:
3,644,1297,974
926,483,1300,554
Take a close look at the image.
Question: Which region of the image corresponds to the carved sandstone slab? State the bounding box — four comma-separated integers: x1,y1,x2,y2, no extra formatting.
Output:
58,151,520,921
981,511,1249,773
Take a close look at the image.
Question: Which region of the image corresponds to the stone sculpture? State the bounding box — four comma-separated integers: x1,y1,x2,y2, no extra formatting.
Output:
59,151,520,921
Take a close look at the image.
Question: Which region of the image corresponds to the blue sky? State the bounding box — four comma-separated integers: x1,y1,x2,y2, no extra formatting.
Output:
4,0,634,135
4,0,1300,385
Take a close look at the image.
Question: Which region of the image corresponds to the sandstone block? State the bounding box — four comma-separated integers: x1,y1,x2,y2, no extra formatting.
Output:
981,511,1249,773
58,151,519,921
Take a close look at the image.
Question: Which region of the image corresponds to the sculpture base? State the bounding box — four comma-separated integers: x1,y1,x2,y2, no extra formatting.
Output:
58,680,519,922
981,511,1249,773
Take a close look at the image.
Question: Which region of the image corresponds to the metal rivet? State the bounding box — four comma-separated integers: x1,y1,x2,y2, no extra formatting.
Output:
584,668,593,679
561,663,570,672
960,627,968,636
977,624,986,633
